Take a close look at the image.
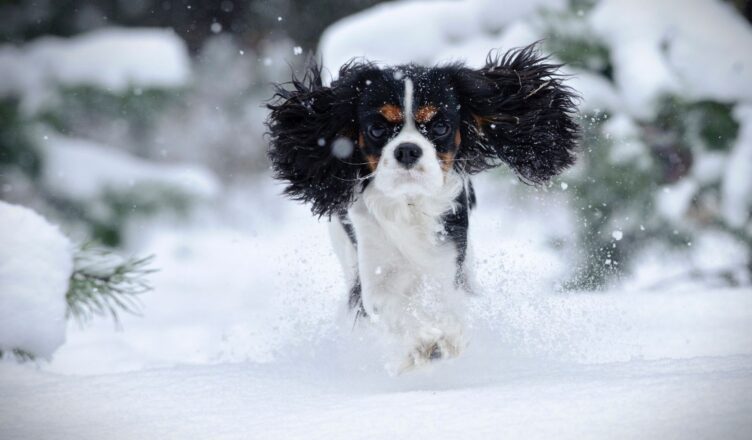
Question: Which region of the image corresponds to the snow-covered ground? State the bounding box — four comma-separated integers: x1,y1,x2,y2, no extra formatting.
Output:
2,176,751,439
3,353,750,439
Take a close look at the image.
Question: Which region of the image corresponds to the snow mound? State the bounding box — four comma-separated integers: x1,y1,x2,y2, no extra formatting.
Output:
41,133,220,201
0,201,73,359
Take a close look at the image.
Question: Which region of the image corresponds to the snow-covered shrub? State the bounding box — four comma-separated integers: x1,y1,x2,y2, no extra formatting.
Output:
0,28,221,247
0,201,73,360
0,201,156,361
38,132,219,246
37,85,181,156
0,27,190,111
540,0,752,287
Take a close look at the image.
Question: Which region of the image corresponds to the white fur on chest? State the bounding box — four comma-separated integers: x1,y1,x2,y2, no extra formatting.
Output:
341,175,467,362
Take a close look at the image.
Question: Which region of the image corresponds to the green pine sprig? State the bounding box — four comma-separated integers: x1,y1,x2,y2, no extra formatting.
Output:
66,244,156,324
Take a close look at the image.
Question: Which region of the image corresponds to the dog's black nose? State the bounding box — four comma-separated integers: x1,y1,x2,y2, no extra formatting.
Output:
394,143,422,168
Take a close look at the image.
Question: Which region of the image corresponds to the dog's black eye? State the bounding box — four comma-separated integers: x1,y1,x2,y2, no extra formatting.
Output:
368,123,387,140
432,121,450,137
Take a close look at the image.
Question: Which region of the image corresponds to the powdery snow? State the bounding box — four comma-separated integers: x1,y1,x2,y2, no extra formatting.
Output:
0,201,73,359
40,133,220,201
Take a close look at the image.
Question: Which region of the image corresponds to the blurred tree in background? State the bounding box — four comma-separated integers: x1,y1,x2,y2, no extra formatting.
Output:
540,0,751,288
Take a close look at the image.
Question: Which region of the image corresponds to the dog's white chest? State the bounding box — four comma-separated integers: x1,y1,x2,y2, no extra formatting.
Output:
350,186,459,306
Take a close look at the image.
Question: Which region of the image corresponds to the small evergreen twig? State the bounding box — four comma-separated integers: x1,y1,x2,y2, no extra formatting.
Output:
66,244,156,324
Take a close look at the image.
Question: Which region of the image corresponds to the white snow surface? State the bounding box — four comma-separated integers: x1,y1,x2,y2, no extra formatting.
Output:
2,354,750,439
40,133,220,201
1,177,751,439
0,201,73,359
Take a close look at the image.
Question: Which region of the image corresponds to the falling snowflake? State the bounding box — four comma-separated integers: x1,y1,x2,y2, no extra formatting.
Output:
331,137,354,158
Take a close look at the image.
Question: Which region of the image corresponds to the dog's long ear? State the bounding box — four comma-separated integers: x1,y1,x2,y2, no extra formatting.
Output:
266,60,372,217
452,43,579,183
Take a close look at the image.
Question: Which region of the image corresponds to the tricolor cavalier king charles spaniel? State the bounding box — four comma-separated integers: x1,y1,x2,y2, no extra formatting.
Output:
267,44,579,371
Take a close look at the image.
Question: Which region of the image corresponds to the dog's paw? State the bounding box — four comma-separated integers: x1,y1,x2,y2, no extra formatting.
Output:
397,332,465,373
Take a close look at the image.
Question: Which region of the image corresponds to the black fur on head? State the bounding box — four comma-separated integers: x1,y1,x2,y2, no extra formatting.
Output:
266,59,376,218
450,43,580,182
266,43,579,217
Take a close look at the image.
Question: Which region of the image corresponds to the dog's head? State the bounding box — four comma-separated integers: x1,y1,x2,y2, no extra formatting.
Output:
266,43,579,217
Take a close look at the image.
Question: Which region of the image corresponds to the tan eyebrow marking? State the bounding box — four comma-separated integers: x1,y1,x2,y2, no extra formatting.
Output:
365,154,379,171
415,105,438,123
358,131,378,171
379,104,403,123
438,151,455,172
472,113,486,127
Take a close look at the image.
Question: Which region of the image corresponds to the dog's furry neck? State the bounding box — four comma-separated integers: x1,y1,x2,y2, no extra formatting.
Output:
360,172,463,265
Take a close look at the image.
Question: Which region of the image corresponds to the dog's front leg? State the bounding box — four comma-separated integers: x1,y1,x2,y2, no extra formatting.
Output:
350,198,467,371
355,232,466,370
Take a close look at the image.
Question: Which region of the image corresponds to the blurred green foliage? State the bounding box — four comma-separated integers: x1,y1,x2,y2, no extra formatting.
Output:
46,183,196,247
38,86,181,147
540,7,613,79
654,97,738,153
541,2,747,288
67,244,155,323
0,0,383,52
0,98,41,177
